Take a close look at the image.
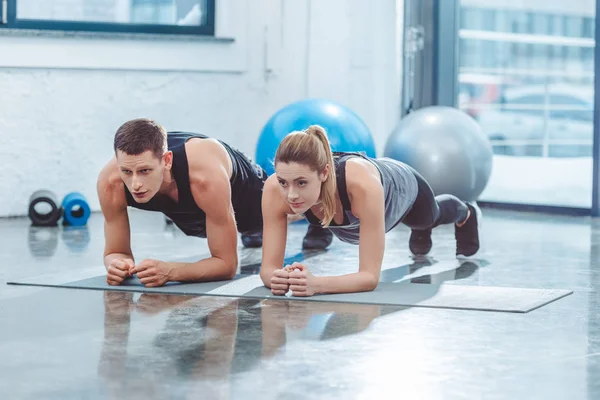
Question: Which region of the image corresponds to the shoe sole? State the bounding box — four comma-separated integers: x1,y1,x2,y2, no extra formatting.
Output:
456,202,482,259
410,247,432,257
302,238,333,250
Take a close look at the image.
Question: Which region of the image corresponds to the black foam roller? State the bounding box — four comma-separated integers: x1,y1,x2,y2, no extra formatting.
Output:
28,190,62,227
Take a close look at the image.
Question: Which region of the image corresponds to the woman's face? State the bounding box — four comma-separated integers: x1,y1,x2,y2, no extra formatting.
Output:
275,162,328,214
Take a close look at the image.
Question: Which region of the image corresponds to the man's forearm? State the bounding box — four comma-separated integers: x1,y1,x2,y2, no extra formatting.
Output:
167,256,237,282
104,253,134,270
314,272,378,295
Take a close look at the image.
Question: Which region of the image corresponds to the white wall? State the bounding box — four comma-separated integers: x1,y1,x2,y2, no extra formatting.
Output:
0,0,404,217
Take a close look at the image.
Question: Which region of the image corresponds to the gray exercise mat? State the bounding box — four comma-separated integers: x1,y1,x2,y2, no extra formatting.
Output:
7,273,572,313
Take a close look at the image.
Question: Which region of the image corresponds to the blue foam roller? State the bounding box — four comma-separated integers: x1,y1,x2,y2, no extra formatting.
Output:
62,192,91,227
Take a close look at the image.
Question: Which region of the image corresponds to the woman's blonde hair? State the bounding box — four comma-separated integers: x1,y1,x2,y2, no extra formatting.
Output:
274,125,337,227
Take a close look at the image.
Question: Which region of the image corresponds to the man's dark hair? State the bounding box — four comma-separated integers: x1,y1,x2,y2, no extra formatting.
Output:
114,118,168,159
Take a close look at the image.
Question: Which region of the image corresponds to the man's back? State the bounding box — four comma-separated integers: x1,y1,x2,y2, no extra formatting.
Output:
122,131,267,237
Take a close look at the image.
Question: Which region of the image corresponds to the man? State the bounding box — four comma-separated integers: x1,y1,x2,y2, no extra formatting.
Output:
97,118,332,287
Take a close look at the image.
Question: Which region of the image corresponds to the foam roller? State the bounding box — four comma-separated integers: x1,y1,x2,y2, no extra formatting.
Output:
62,192,91,227
28,189,62,227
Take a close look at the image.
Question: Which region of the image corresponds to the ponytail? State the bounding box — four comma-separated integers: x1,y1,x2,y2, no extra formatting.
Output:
304,125,337,227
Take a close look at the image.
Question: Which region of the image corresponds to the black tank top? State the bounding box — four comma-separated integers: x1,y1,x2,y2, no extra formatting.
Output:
124,132,267,237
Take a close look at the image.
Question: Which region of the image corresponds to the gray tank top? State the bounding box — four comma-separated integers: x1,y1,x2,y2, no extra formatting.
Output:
304,152,418,245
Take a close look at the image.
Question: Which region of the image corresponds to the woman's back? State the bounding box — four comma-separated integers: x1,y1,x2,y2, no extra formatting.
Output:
303,151,418,244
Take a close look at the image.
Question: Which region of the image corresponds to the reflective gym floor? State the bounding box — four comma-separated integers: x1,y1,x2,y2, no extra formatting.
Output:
1,207,598,400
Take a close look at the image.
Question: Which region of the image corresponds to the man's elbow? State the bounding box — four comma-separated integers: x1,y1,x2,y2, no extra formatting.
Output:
222,256,238,280
224,269,236,280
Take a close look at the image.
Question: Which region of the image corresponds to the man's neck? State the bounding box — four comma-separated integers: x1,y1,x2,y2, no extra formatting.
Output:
159,170,179,202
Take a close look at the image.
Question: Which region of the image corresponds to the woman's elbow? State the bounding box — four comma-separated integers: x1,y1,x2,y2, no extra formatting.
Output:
259,266,275,287
363,274,379,292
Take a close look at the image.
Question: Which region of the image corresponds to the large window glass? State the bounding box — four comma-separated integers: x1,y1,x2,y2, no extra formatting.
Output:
458,0,595,208
1,0,214,35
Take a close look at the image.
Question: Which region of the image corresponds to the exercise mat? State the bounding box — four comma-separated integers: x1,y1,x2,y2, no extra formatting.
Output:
7,274,572,313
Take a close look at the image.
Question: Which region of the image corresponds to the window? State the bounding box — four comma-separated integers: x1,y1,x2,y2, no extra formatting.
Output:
549,95,591,107
457,1,595,208
549,95,593,122
582,17,594,38
502,94,545,116
0,0,215,35
508,95,544,105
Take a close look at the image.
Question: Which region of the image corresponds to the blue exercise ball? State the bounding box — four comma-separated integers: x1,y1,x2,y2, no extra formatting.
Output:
256,99,377,175
384,106,493,202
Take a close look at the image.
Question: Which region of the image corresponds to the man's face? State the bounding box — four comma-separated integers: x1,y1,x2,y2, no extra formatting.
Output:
116,150,168,203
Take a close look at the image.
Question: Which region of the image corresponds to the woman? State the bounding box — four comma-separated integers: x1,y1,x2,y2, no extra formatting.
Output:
259,125,481,297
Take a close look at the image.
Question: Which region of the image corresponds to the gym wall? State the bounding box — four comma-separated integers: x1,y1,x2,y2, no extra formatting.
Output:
0,0,403,217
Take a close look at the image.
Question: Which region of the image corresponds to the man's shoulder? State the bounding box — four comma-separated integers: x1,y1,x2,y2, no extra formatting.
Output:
184,136,223,155
98,158,121,186
185,138,232,182
97,158,126,207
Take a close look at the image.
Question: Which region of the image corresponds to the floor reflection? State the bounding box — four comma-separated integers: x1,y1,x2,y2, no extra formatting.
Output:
98,290,405,398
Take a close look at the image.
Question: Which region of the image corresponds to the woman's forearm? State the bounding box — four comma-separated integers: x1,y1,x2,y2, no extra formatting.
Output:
260,265,279,288
314,271,378,295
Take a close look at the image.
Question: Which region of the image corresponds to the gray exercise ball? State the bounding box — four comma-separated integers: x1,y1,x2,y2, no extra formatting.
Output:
384,106,493,201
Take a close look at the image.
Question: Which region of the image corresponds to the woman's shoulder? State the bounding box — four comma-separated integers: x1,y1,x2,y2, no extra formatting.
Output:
263,174,294,214
344,157,381,192
344,157,377,176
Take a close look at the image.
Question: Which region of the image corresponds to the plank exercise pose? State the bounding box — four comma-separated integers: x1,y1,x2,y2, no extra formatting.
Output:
259,125,481,296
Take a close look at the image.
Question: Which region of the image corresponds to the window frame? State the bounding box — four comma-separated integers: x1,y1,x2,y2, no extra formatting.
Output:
0,0,215,36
